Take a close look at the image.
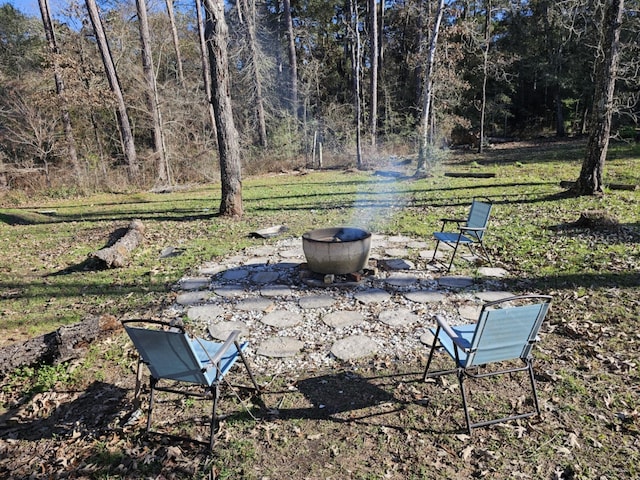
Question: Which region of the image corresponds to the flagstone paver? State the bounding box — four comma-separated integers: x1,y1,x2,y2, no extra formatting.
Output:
261,310,303,328
179,277,211,291
438,276,474,288
385,272,421,287
207,321,249,340
299,294,336,309
260,285,293,297
322,311,365,328
236,297,274,312
378,308,419,327
222,269,250,281
331,335,378,361
354,288,392,304
187,305,225,322
477,267,509,278
403,290,446,303
257,337,305,358
176,291,211,305
250,271,281,284
213,285,246,298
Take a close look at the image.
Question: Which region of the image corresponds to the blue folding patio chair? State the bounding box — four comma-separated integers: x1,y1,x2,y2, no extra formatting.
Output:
431,198,493,272
122,319,261,449
423,295,552,434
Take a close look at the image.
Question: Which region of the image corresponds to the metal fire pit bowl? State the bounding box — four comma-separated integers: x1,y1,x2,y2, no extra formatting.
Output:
302,227,372,275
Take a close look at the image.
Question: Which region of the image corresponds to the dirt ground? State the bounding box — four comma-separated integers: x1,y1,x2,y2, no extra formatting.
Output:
1,312,638,480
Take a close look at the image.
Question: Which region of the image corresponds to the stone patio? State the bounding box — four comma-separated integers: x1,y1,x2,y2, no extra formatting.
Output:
162,233,511,375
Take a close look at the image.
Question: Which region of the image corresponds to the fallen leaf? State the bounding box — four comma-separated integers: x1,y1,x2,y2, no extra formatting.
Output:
460,445,474,461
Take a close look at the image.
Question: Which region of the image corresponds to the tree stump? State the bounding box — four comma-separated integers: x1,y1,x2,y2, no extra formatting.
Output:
572,210,620,229
91,219,145,268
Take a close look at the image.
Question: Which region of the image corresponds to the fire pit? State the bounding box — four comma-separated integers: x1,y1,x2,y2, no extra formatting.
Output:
302,227,372,275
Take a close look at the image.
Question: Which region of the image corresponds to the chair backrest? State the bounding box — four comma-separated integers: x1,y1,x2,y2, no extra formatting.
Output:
466,199,492,240
466,296,552,368
124,321,209,385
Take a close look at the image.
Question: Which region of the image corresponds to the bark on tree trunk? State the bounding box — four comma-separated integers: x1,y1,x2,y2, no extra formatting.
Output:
165,0,185,84
478,0,491,154
283,0,298,118
416,0,445,176
91,219,145,268
136,0,170,186
195,0,218,143
241,0,268,147
203,0,244,217
38,0,81,181
575,0,624,195
85,0,138,178
369,0,378,148
350,0,363,169
0,315,121,377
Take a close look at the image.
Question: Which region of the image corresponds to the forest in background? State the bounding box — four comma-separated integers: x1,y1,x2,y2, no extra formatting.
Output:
0,0,638,193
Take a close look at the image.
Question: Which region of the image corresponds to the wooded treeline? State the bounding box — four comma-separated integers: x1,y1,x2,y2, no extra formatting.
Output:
0,0,638,196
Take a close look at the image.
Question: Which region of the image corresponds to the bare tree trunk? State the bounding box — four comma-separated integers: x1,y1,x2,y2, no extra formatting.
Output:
203,0,243,217
575,0,624,195
195,0,218,142
240,0,268,147
165,0,185,85
283,0,298,118
136,0,170,185
37,0,81,181
416,0,446,176
478,0,491,154
350,0,363,169
369,0,378,148
85,0,138,178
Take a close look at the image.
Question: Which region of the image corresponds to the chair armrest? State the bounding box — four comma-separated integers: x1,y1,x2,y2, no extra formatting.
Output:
435,315,472,351
439,217,466,232
440,217,466,225
199,330,242,367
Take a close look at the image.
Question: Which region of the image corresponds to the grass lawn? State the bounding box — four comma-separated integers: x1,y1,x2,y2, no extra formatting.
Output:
0,138,638,479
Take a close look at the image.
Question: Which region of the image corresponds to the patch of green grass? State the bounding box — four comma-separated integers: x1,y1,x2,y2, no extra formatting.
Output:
4,363,79,397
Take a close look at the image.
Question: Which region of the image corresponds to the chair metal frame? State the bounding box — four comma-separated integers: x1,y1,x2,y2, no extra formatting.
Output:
423,295,552,434
431,198,493,272
122,319,261,449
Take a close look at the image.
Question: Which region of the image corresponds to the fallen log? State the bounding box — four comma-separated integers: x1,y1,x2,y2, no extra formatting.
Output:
609,183,638,191
91,219,145,268
559,181,638,191
444,172,496,178
0,314,121,377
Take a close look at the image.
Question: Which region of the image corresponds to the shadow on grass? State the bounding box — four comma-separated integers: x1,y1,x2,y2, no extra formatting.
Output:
502,270,640,290
0,381,127,442
264,370,461,434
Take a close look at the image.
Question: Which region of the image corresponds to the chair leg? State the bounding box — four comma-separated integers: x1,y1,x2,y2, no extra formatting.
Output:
236,343,261,392
431,239,441,264
447,240,461,272
474,241,492,267
147,378,157,434
527,358,541,416
457,371,473,435
209,384,220,450
133,358,144,410
423,327,441,381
